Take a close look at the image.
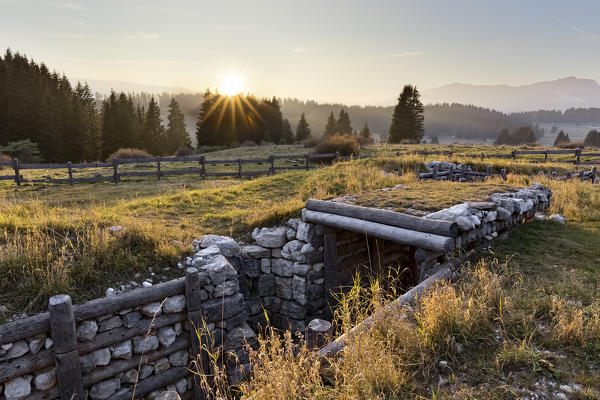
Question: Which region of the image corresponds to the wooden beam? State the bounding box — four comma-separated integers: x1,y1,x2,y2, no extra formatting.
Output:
305,199,458,237
303,210,455,253
49,294,85,400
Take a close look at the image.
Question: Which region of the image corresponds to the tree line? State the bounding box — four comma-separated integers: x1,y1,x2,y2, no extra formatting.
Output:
0,50,190,162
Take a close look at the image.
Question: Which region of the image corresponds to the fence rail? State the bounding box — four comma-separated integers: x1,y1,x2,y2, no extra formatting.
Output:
1,147,600,186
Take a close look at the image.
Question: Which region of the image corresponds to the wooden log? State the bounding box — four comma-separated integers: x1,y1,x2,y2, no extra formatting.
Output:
112,366,188,400
186,268,210,400
49,294,85,400
0,312,50,345
306,319,332,350
0,348,54,382
305,199,458,237
304,210,454,253
74,278,185,322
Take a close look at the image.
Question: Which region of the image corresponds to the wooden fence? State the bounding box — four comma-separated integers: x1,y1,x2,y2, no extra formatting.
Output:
0,153,339,186
1,147,600,186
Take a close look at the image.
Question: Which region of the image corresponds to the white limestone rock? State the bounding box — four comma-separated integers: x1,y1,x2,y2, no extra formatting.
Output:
281,240,303,260
252,226,288,248
112,340,132,360
549,214,566,224
158,326,177,347
7,340,28,359
168,350,189,367
89,378,120,400
197,255,237,285
133,335,159,354
34,369,57,391
141,302,163,317
4,375,32,400
240,245,270,259
200,235,240,257
163,295,186,313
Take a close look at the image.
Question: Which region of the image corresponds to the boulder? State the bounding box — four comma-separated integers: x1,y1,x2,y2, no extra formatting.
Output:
34,369,57,391
111,340,132,360
27,334,45,355
141,302,163,317
4,375,32,400
89,378,120,400
163,295,186,313
153,357,171,374
271,258,294,277
122,311,142,328
133,335,159,354
157,326,177,348
200,235,240,257
240,245,270,259
7,340,28,359
252,226,288,248
275,276,292,300
202,294,245,321
198,255,237,285
281,240,303,260
213,280,238,297
496,207,511,221
98,315,122,332
549,214,566,224
168,350,189,367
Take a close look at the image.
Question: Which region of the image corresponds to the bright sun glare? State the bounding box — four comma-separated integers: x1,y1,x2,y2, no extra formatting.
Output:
220,75,244,96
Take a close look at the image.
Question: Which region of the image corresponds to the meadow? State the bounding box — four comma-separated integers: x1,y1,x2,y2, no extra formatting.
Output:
0,144,599,398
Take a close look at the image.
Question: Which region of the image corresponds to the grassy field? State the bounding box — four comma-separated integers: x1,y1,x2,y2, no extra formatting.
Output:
239,177,600,399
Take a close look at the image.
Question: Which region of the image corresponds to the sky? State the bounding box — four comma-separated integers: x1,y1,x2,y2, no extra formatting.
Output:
1,0,600,105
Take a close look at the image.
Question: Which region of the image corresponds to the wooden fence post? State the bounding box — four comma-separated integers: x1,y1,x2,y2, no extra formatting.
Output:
12,157,20,186
544,150,548,163
591,167,597,183
305,154,309,171
449,165,454,181
269,155,275,175
415,168,420,179
157,156,161,180
511,150,516,161
576,149,581,165
460,164,467,180
185,268,209,400
486,165,493,178
199,155,206,177
335,151,340,163
112,158,119,184
238,158,242,178
432,165,438,180
501,168,507,181
305,319,332,351
49,294,85,400
67,162,74,185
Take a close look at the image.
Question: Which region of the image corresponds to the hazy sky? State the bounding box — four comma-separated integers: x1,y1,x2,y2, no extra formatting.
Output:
1,0,600,104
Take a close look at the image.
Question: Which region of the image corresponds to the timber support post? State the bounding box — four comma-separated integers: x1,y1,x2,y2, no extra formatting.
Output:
199,155,206,177
544,150,548,163
12,157,20,186
576,149,581,165
49,294,85,400
157,156,161,180
238,158,242,178
306,319,332,351
269,155,275,175
112,158,119,184
67,161,73,185
305,154,309,171
185,267,209,400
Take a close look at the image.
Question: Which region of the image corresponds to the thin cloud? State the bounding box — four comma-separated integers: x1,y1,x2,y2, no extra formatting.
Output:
76,59,204,65
384,51,425,57
291,47,308,54
122,32,160,40
53,33,88,39
48,2,85,10
73,21,90,27
555,18,600,40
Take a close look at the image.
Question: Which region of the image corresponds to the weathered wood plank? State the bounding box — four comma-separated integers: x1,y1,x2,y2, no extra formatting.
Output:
305,199,458,237
303,209,454,253
0,348,54,382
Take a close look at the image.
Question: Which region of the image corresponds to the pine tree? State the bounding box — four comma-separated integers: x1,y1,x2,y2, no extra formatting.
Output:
388,85,424,143
553,130,570,146
359,122,374,144
495,129,510,145
196,89,218,147
430,135,439,144
282,118,294,144
142,97,165,155
336,108,353,135
164,97,190,154
295,112,311,141
584,130,600,147
324,111,337,137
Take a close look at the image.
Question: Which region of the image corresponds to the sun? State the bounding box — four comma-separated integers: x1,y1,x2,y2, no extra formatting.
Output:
220,74,244,96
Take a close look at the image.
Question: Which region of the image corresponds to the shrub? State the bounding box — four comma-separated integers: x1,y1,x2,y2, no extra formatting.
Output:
313,134,360,156
302,136,319,148
0,153,10,162
196,145,228,154
240,140,258,147
107,148,152,161
0,139,42,162
556,141,583,149
174,147,195,157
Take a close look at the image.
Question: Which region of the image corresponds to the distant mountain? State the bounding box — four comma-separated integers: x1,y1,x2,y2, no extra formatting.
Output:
75,78,191,95
421,77,600,112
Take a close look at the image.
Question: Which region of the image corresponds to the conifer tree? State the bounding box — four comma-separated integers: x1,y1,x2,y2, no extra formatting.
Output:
495,129,510,145
165,97,190,154
295,112,311,141
282,118,294,144
584,130,600,147
388,85,424,143
336,108,353,135
324,111,337,137
359,122,374,144
196,89,217,147
142,97,165,155
553,130,570,146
